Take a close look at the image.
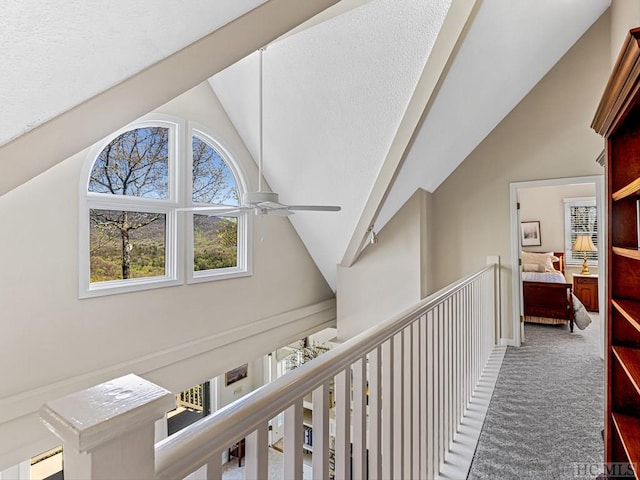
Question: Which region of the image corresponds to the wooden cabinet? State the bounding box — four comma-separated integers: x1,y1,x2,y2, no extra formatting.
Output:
592,27,640,479
573,274,599,312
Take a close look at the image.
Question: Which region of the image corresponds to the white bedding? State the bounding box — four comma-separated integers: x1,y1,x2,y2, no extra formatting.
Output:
522,270,592,330
521,270,566,283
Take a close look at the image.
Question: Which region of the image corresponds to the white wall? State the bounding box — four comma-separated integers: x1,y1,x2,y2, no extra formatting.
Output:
430,11,610,342
0,83,335,468
336,190,430,340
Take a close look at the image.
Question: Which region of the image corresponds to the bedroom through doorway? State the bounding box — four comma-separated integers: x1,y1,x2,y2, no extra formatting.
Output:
509,175,605,357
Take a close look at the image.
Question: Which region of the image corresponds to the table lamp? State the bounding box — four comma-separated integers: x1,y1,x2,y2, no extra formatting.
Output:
572,234,597,275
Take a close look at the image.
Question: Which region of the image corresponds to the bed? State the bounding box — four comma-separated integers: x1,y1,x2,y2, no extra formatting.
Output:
521,251,591,332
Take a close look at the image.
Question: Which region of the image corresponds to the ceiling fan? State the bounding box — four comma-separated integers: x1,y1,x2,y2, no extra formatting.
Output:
180,48,341,217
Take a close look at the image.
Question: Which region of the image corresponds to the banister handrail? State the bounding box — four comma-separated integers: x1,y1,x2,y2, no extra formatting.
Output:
155,263,496,480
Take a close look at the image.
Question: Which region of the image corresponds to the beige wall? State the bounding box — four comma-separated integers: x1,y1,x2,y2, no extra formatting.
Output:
0,83,335,468
336,190,431,340
611,0,640,65
519,182,599,278
431,12,610,342
519,183,596,252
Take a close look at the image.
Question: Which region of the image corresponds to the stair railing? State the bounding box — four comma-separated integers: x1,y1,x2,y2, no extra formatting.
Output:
41,261,499,480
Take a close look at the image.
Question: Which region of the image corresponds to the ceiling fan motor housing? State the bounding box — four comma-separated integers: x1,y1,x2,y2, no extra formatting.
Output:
243,191,282,208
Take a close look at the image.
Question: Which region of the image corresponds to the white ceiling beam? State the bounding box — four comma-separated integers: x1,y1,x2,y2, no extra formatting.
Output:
339,0,482,268
0,0,340,197
271,0,376,45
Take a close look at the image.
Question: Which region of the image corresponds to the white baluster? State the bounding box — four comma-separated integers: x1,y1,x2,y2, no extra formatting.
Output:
403,327,412,479
392,332,404,480
448,297,454,446
312,382,330,479
381,338,394,478
284,400,303,480
452,292,461,435
466,284,472,411
40,374,174,480
437,303,445,472
425,312,434,479
205,453,222,480
412,320,420,477
444,298,450,452
352,357,367,479
334,368,351,480
0,460,30,480
368,346,382,480
245,424,268,480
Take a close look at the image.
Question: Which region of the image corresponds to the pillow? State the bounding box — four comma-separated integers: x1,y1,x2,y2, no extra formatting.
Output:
521,251,559,272
523,263,546,272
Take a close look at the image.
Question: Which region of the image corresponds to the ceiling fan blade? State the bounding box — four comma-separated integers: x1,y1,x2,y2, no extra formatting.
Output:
268,208,294,217
176,206,248,216
287,205,342,212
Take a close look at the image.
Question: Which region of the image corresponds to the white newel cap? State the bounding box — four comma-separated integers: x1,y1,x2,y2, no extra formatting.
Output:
39,374,175,453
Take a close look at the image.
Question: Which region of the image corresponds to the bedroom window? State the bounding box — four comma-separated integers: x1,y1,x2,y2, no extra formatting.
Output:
564,197,597,266
80,116,249,298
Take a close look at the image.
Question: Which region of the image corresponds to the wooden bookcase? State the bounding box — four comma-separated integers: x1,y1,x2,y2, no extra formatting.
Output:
592,28,640,479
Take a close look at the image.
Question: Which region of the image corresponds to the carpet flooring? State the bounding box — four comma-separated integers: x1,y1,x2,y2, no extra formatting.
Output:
467,316,604,480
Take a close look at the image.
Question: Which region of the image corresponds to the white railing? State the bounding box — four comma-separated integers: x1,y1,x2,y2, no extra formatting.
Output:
40,262,499,480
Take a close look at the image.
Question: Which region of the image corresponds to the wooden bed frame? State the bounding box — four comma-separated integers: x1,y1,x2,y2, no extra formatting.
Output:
522,252,574,332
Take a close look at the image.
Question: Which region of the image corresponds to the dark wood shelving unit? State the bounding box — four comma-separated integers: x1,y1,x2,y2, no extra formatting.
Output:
613,247,640,261
613,346,640,394
613,299,640,334
612,413,640,477
613,177,640,201
592,27,640,479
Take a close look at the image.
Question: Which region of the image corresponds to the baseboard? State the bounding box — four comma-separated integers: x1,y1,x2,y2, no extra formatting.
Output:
500,337,517,346
438,345,507,479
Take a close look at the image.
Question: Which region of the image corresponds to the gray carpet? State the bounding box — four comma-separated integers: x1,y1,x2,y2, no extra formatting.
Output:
467,317,604,480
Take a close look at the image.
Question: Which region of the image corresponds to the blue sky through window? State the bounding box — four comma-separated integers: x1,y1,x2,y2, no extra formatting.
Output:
89,127,169,199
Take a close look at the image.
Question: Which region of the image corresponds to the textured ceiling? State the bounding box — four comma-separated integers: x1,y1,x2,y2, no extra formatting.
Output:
212,0,609,291
0,0,266,146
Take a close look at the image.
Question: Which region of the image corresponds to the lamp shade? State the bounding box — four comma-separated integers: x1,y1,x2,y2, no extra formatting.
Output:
572,234,597,252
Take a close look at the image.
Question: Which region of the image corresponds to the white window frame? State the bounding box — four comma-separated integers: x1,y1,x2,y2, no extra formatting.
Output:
186,123,251,284
79,115,251,298
564,196,597,267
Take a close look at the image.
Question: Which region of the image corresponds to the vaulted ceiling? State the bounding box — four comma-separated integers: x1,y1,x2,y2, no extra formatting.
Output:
209,0,610,289
0,0,610,290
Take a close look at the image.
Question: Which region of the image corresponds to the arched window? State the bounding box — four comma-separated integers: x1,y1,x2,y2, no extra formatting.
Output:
80,116,250,297
188,129,250,283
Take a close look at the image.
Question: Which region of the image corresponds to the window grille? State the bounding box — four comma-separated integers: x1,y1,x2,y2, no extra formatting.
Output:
564,197,597,265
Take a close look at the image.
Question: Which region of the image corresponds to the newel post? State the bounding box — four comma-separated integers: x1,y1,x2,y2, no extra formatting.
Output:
40,374,175,480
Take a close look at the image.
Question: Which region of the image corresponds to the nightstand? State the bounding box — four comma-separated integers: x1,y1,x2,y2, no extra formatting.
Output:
572,273,598,312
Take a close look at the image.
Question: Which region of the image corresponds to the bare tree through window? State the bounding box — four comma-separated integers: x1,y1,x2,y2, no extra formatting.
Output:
87,127,241,282
89,127,169,280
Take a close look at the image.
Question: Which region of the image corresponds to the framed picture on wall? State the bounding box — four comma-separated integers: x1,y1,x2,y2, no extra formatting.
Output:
520,221,541,247
225,363,249,386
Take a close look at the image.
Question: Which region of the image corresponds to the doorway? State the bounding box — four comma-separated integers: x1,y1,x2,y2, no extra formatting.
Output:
509,175,605,356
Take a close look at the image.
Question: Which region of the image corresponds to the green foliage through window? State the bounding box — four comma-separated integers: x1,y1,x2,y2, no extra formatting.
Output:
193,215,238,271
90,210,166,282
